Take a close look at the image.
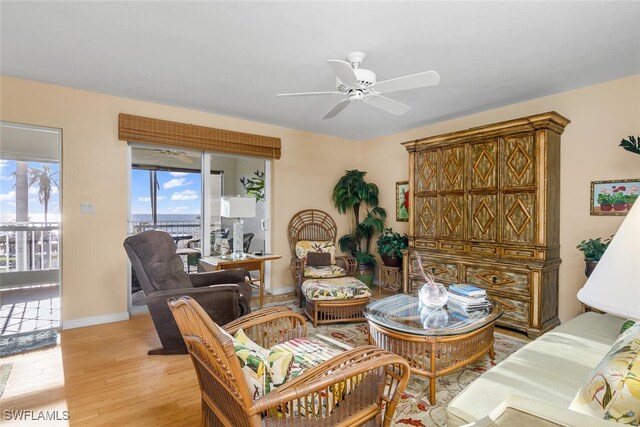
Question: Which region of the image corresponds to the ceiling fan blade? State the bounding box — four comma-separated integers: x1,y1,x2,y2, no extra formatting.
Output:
364,95,411,116
327,60,358,86
373,70,440,94
322,99,351,120
277,91,341,97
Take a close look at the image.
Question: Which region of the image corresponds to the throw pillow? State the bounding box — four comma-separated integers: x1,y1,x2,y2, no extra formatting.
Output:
306,252,332,266
621,319,636,334
234,329,293,395
569,322,640,425
295,240,337,265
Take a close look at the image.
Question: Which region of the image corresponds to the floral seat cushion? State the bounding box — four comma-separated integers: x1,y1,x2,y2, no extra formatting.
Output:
302,276,371,301
272,338,355,417
303,265,347,279
569,322,640,425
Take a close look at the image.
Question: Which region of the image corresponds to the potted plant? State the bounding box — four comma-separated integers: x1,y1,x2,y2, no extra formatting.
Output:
597,192,613,212
332,170,387,285
611,187,627,211
376,228,408,267
576,236,612,277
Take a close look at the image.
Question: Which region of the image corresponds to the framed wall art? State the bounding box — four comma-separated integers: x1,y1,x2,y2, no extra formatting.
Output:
396,181,409,221
590,179,640,216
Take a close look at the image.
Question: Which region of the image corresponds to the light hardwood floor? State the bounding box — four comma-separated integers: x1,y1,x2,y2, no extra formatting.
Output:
0,293,528,426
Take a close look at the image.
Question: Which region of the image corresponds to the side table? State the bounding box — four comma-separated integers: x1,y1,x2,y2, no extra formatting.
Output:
377,265,402,295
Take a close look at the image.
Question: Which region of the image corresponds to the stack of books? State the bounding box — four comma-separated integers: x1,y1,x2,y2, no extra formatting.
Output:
447,284,490,317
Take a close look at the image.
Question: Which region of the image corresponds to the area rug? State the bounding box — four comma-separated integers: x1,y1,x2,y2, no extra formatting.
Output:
0,329,58,357
0,363,11,399
307,322,527,427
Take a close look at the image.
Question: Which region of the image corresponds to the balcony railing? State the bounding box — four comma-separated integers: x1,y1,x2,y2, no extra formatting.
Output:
0,222,59,272
130,220,201,247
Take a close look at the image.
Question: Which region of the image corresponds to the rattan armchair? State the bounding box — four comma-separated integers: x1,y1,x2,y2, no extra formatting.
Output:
288,209,371,326
169,296,411,427
288,210,358,298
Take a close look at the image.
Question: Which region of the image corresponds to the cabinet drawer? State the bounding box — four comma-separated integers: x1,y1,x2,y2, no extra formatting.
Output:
409,256,459,285
491,294,530,329
465,265,530,296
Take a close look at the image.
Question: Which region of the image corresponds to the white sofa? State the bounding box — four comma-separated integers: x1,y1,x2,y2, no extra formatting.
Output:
446,312,627,426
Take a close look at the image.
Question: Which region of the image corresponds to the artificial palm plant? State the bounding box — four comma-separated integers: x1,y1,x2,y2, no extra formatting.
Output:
332,170,387,265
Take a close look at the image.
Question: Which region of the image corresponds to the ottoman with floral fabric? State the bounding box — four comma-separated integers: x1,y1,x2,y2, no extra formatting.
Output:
291,240,371,327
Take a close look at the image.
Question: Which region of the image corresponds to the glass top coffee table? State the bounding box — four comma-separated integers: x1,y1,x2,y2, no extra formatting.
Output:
364,294,503,404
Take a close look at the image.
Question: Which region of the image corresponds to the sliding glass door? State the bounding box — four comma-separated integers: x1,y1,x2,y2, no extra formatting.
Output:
0,122,61,355
128,145,270,310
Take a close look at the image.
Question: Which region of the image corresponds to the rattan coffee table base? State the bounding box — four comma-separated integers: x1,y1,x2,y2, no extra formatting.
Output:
305,297,369,327
367,320,496,404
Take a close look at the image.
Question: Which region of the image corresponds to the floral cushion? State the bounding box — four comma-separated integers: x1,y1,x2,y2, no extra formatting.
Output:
302,276,371,300
232,329,293,400
272,338,349,417
303,265,347,279
295,240,336,265
569,322,640,425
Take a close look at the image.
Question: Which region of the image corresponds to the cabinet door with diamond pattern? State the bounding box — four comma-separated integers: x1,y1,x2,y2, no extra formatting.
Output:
414,196,437,238
440,145,465,191
415,149,438,193
469,139,498,190
439,194,465,239
503,134,536,188
502,192,536,244
469,194,498,242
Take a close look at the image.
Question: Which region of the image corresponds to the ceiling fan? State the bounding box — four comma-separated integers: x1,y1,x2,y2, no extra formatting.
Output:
277,52,440,120
143,149,194,164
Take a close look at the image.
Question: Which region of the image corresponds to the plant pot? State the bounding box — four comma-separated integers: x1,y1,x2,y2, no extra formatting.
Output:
381,254,402,267
585,260,598,278
600,204,613,212
355,262,375,287
627,203,634,211
613,203,626,211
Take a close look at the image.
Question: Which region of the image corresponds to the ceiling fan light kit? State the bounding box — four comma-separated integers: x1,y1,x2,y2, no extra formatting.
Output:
278,51,440,119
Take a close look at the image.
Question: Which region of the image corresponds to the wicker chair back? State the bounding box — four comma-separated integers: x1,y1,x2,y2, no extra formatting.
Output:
287,209,338,256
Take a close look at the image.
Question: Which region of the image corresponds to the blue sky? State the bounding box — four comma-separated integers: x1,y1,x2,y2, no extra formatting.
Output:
130,169,201,216
0,159,60,222
1,160,202,221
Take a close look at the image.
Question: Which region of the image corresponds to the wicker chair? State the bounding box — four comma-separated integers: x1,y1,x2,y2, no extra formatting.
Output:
288,209,370,327
169,296,411,427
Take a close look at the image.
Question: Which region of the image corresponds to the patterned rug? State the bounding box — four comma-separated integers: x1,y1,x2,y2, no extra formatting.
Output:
307,322,527,427
0,329,58,357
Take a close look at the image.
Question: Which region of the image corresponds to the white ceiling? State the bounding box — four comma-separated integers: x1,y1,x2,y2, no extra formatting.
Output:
2,1,639,141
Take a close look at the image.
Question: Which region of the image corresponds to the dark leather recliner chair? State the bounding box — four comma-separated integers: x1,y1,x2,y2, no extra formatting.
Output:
124,230,252,355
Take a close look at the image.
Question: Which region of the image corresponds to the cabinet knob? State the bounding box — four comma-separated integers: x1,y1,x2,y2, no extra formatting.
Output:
431,267,436,274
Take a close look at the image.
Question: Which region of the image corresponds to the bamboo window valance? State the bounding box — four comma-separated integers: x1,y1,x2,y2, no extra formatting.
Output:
118,113,281,159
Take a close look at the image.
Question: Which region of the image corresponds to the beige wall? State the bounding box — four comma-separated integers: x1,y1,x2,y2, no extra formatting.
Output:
2,74,638,326
365,74,640,322
1,76,360,326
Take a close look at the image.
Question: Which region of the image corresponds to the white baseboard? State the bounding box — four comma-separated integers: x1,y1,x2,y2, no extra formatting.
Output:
267,286,295,296
62,312,130,330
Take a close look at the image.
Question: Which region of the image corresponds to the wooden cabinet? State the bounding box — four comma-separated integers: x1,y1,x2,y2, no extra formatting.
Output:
402,112,570,338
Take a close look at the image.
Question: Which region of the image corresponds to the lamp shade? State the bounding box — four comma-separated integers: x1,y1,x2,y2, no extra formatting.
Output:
577,203,640,320
220,196,256,218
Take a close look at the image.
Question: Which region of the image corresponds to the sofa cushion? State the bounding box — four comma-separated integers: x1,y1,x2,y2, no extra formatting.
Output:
446,312,627,426
295,240,336,265
569,322,640,425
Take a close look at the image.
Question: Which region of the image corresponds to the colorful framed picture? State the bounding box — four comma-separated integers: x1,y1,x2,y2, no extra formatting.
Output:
396,181,409,221
590,179,640,216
